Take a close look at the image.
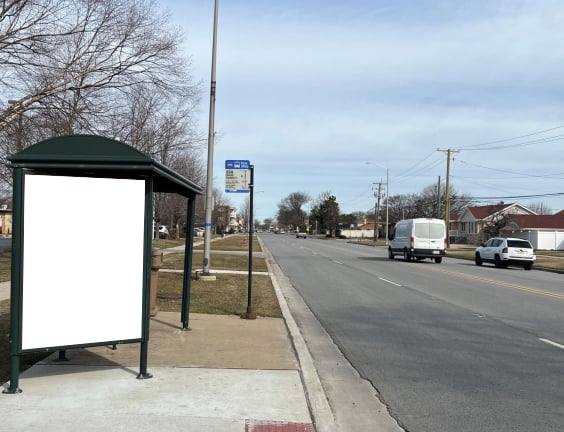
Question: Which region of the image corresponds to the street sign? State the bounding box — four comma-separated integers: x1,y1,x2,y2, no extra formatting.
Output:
225,160,251,193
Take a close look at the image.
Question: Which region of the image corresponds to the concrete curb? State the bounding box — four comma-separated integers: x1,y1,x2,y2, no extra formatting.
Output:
258,236,336,432
160,268,269,276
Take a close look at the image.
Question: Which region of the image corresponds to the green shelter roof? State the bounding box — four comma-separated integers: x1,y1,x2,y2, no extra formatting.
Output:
8,135,203,197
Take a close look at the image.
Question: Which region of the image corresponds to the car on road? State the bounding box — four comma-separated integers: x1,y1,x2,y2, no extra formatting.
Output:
158,225,169,239
296,230,307,239
475,237,535,270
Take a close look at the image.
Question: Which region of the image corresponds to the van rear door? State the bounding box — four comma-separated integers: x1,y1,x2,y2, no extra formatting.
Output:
414,221,445,252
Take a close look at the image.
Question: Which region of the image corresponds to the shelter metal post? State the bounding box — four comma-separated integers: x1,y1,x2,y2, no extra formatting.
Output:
181,196,197,330
137,179,154,380
3,168,24,394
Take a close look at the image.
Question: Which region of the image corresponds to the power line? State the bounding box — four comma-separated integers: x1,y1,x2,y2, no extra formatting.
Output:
457,125,564,150
455,159,564,179
393,152,444,184
462,133,564,151
469,192,564,200
391,149,436,179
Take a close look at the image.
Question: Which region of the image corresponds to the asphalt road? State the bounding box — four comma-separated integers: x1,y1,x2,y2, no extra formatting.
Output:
260,233,564,432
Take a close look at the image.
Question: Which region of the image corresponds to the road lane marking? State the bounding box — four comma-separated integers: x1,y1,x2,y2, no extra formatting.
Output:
378,277,402,287
539,338,564,350
300,241,562,300
420,265,564,301
333,260,343,265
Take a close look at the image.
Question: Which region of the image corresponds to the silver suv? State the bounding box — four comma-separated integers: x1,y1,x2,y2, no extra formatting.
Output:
475,237,535,270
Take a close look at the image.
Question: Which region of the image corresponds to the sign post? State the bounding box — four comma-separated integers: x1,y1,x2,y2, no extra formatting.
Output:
225,160,256,319
225,159,251,193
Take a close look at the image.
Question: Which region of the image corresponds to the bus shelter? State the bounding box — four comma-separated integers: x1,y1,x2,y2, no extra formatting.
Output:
4,134,203,393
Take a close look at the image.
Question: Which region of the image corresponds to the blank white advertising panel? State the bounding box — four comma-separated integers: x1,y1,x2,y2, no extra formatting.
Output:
21,174,146,350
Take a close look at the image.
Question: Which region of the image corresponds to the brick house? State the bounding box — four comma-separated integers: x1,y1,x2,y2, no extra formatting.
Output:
454,203,536,245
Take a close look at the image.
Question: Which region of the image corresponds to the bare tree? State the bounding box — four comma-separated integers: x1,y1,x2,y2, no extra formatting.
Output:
0,0,202,182
384,183,474,224
239,195,251,231
211,188,233,234
482,210,512,238
528,201,552,215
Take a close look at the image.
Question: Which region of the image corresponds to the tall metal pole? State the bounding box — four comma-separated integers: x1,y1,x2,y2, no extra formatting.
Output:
385,168,389,245
243,165,256,320
445,150,451,247
202,0,219,276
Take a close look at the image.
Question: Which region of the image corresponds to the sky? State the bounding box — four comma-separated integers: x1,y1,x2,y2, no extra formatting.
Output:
162,0,564,222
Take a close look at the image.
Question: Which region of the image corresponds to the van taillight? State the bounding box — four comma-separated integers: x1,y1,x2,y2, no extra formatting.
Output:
410,236,414,249
444,238,447,250
502,247,508,253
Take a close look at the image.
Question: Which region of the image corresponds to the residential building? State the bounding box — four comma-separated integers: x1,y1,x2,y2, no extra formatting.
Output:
453,203,564,250
454,203,536,244
0,205,12,236
502,211,564,250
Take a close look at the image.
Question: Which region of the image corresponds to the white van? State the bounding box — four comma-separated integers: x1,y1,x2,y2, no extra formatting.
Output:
388,218,446,263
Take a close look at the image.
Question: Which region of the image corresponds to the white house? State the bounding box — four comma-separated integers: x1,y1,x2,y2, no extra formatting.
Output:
502,211,564,250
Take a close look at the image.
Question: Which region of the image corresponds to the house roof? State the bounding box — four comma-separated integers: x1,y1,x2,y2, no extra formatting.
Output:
467,203,513,219
509,213,564,230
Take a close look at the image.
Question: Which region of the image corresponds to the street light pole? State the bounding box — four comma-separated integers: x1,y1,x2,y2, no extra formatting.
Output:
202,0,219,277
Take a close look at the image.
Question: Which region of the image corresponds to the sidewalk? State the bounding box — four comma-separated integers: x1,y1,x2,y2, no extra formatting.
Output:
0,240,321,432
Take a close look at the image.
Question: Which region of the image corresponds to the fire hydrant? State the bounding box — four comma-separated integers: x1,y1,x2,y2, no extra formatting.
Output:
150,249,163,317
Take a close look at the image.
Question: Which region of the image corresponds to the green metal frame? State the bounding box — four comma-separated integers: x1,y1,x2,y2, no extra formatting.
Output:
3,135,202,393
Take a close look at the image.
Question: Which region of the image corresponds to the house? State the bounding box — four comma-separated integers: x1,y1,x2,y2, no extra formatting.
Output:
214,205,241,233
454,203,537,245
0,205,12,236
453,203,564,250
502,211,564,250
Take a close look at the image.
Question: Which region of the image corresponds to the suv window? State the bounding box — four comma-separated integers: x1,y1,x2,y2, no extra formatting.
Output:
507,239,532,249
491,239,502,247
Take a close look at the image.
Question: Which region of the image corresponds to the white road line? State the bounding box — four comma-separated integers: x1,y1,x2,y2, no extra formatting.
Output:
378,277,402,287
539,338,564,350
333,260,343,265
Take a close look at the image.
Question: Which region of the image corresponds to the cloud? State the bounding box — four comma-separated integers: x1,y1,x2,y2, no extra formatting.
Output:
165,0,564,218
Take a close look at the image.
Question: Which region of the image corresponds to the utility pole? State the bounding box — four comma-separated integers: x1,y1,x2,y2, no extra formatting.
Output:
436,176,441,218
373,182,382,242
437,149,459,247
384,168,389,244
